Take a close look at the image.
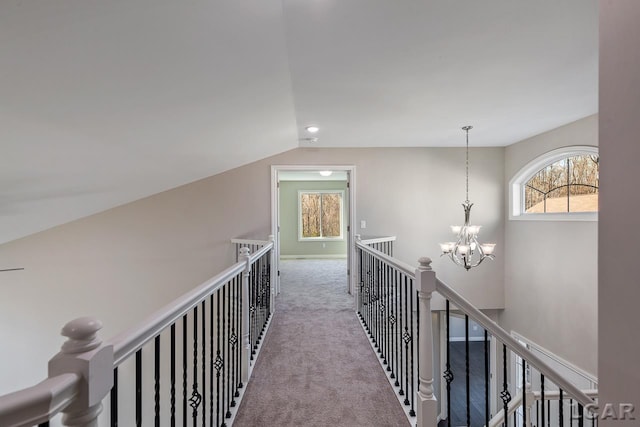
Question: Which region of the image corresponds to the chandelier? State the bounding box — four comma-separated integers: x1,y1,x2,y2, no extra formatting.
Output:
440,126,496,270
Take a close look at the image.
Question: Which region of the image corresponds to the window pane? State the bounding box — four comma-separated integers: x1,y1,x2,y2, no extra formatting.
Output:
301,193,321,238
321,193,342,237
544,187,570,213
524,154,598,214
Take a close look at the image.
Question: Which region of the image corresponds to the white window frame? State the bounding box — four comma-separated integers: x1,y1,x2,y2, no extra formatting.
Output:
297,190,345,241
509,145,598,221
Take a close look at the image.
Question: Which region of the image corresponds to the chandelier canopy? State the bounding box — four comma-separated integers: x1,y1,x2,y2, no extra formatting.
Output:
440,126,496,270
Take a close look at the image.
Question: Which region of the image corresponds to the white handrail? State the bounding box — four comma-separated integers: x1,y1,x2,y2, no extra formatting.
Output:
359,235,397,245
355,240,414,278
0,373,80,427
231,238,269,246
435,277,595,408
111,241,273,366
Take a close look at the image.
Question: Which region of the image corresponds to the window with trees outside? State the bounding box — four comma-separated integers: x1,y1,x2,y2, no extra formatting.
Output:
510,146,598,220
298,190,344,240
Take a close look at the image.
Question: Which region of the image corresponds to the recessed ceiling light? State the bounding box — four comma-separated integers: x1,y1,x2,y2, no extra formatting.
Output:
319,171,333,177
305,126,319,133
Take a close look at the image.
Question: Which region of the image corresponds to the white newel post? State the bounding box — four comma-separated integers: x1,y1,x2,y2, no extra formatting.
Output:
415,257,438,427
268,234,276,310
48,317,113,427
239,247,251,384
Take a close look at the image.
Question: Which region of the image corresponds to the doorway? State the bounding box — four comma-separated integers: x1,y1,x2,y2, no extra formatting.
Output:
271,165,356,295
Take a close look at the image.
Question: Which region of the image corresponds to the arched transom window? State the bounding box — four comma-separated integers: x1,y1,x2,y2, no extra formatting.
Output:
510,146,599,220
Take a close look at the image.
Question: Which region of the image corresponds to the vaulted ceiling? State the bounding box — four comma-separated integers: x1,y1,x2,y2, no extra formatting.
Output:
0,0,597,244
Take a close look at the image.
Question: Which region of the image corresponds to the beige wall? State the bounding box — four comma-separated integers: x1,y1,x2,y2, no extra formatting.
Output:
279,180,348,257
0,146,504,395
500,115,598,376
599,0,640,421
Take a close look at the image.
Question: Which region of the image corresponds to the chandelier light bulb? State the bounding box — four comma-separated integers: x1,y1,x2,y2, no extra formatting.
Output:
306,125,320,133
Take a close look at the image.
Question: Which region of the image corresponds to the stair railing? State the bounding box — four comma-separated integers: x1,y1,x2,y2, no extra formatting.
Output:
355,237,597,427
0,237,275,427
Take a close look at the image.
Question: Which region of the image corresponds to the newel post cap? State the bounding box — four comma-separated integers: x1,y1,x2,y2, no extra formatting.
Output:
239,247,250,257
61,317,103,354
418,257,433,271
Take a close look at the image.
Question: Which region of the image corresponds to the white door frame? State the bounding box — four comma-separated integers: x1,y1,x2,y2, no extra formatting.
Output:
271,165,356,294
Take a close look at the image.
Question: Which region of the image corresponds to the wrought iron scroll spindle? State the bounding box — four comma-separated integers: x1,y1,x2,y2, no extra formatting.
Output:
183,315,188,426
409,279,415,416
226,280,233,419
402,275,410,406
501,344,511,427
209,295,214,426
398,271,404,397
191,306,201,426
393,269,399,386
444,300,453,427
216,284,224,427
201,301,206,427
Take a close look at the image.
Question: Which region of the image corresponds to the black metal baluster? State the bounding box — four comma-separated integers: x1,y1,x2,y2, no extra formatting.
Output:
392,269,398,385
444,300,453,427
409,279,415,417
111,367,118,427
403,276,410,407
465,315,470,427
231,276,239,403
238,273,243,390
522,358,526,427
559,389,563,427
372,255,377,351
501,344,511,427
398,271,404,397
201,301,206,427
183,315,188,426
548,399,551,427
191,306,201,426
382,261,387,366
226,281,233,419
171,324,176,427
541,374,545,427
155,336,160,427
209,295,214,426
578,404,584,427
38,422,49,427
216,281,223,427
485,330,490,427
136,349,142,427
385,263,391,373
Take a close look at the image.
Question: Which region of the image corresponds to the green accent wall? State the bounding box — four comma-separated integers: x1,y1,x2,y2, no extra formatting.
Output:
279,180,348,257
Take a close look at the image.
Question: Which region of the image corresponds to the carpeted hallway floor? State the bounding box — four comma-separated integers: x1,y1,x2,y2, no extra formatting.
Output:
233,259,410,427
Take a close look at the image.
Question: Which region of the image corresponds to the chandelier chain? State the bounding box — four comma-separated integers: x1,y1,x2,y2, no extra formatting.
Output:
465,127,469,202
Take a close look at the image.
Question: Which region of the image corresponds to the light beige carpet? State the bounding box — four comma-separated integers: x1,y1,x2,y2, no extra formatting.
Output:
233,259,410,427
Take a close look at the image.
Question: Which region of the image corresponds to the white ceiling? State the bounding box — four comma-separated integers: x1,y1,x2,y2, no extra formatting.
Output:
0,0,597,244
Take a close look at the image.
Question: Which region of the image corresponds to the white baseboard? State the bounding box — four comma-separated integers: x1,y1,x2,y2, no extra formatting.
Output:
280,254,347,259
